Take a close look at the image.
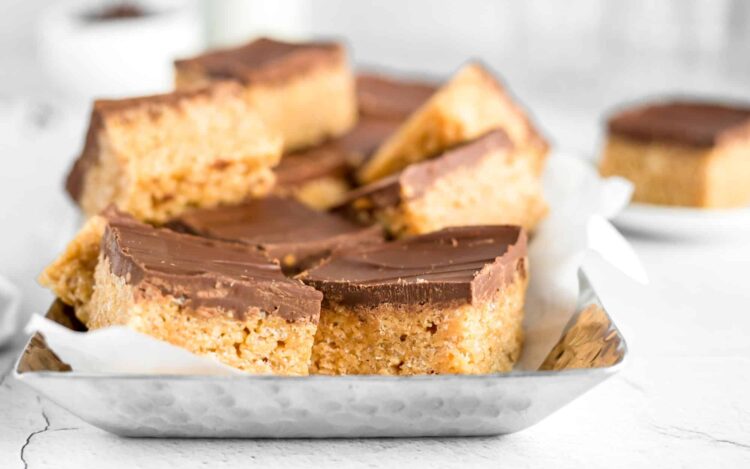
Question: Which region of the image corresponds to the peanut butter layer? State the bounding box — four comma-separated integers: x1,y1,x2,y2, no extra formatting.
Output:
608,100,750,147
65,82,281,222
104,211,322,322
302,225,527,307
66,83,256,202
171,197,383,273
356,73,437,119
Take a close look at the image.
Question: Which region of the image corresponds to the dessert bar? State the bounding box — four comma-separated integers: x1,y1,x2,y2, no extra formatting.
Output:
175,37,357,151
600,100,750,207
38,214,109,324
336,130,547,236
171,196,383,274
66,82,281,222
358,63,547,184
83,211,322,375
302,225,528,375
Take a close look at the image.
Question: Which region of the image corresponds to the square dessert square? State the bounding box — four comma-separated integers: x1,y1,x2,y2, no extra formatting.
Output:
83,212,323,375
66,82,282,222
170,196,383,274
358,63,548,184
600,101,750,208
336,130,547,236
174,37,357,151
302,225,528,375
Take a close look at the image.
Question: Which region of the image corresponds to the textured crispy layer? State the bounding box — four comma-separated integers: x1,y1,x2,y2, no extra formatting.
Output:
88,258,317,375
71,83,281,222
37,215,107,324
242,58,356,151
600,135,750,208
310,269,527,375
358,63,547,183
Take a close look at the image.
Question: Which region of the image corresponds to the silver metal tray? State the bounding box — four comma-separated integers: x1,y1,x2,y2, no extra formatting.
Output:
14,269,627,438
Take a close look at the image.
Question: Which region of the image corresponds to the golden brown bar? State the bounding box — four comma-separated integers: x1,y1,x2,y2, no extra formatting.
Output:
175,37,357,151
336,130,547,236
38,214,108,324
65,82,282,222
600,100,750,208
83,211,322,375
302,225,528,375
358,63,547,184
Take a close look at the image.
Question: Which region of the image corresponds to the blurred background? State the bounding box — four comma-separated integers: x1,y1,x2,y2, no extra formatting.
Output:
1,0,749,331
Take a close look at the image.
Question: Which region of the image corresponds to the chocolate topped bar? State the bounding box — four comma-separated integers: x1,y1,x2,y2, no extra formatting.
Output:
356,73,437,119
302,225,526,307
103,212,322,321
337,130,513,214
66,83,248,202
172,197,383,272
608,101,750,147
175,37,344,86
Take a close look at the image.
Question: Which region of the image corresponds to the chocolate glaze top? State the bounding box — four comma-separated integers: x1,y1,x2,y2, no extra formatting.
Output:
608,100,750,147
275,144,351,186
171,197,383,271
356,73,437,119
102,210,322,321
175,37,345,85
302,225,527,308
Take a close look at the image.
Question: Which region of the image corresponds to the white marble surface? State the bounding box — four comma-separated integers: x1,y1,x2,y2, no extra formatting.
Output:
2,1,750,467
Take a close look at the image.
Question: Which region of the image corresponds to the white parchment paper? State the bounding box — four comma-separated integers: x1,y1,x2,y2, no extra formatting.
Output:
25,152,645,375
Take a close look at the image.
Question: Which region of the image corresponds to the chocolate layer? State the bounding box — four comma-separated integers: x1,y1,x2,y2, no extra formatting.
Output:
275,145,350,187
357,73,437,119
175,37,344,85
302,225,527,307
102,210,322,321
608,100,750,147
335,129,513,216
171,197,383,273
65,83,243,202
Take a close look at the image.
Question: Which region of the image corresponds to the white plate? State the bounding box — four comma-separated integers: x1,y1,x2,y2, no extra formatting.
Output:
614,203,750,239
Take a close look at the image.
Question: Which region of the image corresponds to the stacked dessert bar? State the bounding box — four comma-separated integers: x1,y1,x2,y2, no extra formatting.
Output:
40,37,548,376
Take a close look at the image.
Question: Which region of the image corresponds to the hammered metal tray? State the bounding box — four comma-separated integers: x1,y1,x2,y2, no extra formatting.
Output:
14,269,627,438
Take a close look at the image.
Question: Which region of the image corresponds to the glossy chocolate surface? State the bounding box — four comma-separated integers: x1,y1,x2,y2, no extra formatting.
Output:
303,225,527,307
172,197,383,272
103,210,322,321
608,100,750,147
